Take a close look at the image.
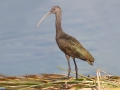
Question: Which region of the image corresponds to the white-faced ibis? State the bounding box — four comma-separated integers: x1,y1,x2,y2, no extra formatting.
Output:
36,6,94,80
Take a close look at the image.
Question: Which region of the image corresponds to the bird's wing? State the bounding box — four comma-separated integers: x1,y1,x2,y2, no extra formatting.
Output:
58,34,94,63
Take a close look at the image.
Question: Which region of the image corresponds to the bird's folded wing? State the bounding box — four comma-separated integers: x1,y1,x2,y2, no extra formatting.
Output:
58,35,94,63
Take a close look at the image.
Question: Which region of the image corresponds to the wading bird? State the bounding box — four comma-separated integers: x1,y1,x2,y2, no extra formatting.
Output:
36,6,94,80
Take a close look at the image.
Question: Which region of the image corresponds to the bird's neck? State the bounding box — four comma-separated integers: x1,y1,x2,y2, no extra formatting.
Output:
55,13,63,39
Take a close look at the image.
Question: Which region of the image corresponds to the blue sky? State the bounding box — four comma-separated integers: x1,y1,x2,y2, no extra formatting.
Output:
0,0,120,76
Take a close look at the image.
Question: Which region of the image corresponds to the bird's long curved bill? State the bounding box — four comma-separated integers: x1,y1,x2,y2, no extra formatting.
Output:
36,12,51,28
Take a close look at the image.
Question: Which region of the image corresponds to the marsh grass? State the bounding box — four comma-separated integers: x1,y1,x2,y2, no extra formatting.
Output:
0,69,120,90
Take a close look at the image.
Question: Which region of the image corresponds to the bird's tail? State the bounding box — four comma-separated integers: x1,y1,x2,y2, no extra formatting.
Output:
86,60,94,65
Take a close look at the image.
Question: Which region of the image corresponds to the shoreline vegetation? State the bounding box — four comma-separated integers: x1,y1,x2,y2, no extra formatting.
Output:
0,69,120,90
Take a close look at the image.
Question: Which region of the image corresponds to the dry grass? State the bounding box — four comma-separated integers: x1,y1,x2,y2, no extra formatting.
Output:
0,69,120,90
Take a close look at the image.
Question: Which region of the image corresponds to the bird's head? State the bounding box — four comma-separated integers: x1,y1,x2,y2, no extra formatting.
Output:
36,6,61,28
50,6,61,14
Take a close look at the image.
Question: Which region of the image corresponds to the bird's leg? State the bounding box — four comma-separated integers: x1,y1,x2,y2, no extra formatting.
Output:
65,54,71,79
73,58,78,80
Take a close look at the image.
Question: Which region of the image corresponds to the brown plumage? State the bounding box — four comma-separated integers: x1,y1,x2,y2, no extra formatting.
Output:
37,6,94,80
